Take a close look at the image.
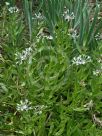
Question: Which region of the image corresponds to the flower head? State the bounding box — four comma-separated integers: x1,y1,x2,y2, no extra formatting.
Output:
37,28,53,41
63,9,75,21
34,105,47,115
93,69,102,76
8,6,19,13
33,12,44,20
5,2,10,6
16,99,32,111
15,47,33,64
72,54,92,65
84,100,93,110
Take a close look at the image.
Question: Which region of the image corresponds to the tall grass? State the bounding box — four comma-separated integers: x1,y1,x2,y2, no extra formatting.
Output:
23,0,33,41
22,0,102,50
0,0,102,135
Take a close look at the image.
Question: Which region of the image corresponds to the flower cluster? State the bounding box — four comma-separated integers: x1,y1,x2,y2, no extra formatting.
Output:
92,114,102,127
5,2,10,6
37,28,53,41
33,12,44,20
15,47,33,64
43,35,53,40
16,99,32,111
95,33,102,41
79,80,86,87
68,29,79,39
72,54,92,65
34,105,47,115
98,54,102,64
63,9,75,21
16,99,47,114
84,100,93,110
93,69,102,76
8,6,19,13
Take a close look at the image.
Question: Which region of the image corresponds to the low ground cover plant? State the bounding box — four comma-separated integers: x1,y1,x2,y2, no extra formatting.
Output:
0,0,102,135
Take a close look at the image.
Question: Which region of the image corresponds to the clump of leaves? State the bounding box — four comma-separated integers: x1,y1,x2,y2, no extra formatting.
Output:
0,1,102,136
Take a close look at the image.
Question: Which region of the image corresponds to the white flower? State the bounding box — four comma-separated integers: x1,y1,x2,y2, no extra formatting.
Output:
84,100,93,110
68,29,79,39
95,33,102,40
98,58,102,64
93,69,102,76
98,54,102,63
5,2,10,6
34,105,47,115
16,99,47,114
71,30,78,39
63,9,75,21
79,80,86,87
15,47,33,64
72,54,92,65
33,12,44,20
37,28,53,40
44,35,53,40
16,99,32,111
8,6,19,13
92,114,102,127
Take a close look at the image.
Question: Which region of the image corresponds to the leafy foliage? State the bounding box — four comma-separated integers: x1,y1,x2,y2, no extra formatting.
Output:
0,0,102,136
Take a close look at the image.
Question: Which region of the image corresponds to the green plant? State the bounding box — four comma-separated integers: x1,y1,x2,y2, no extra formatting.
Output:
23,0,33,41
0,1,102,136
40,0,66,32
67,0,102,52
